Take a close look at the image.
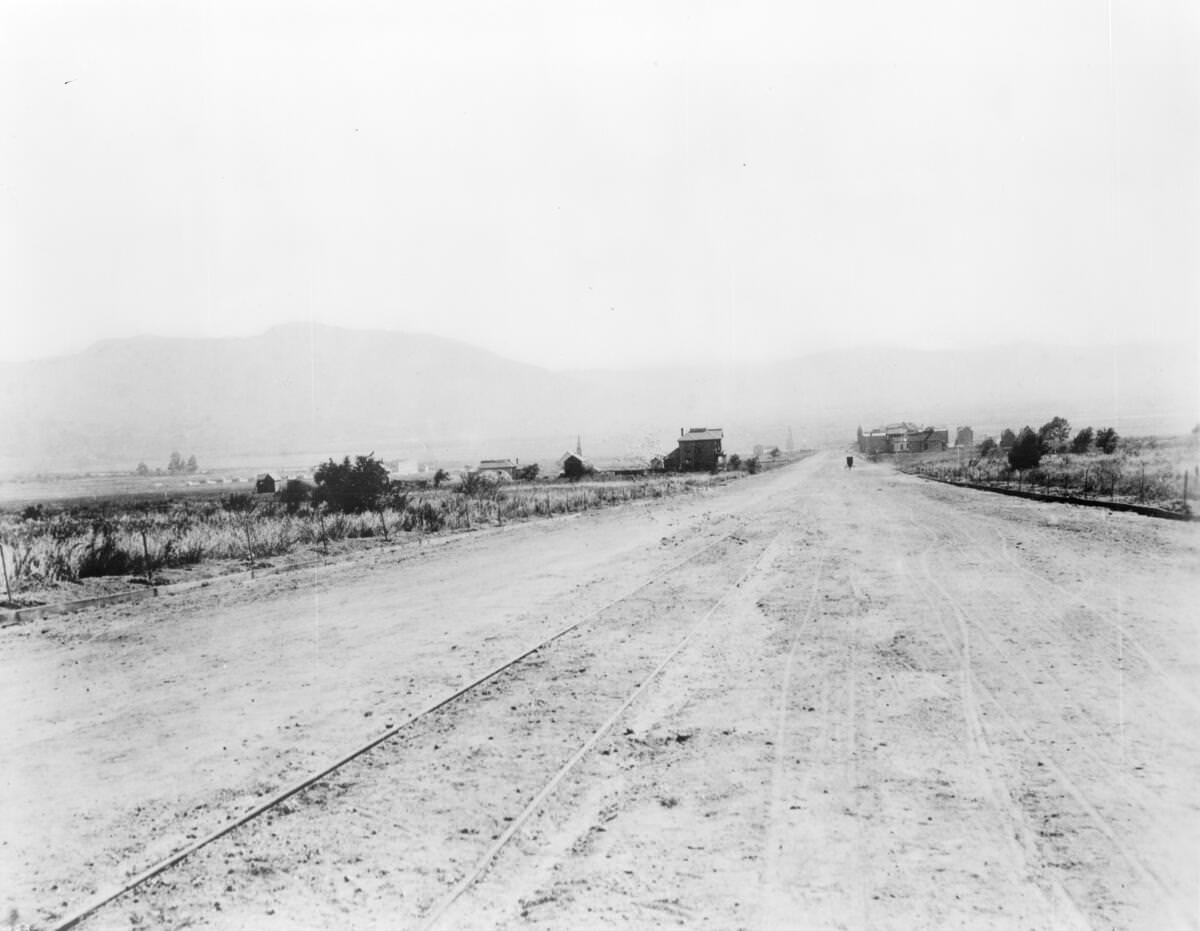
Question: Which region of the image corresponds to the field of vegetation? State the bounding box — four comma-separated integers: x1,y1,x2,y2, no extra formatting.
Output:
898,425,1199,515
0,472,720,607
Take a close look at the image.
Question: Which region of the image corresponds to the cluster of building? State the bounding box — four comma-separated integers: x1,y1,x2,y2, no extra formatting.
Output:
857,423,975,455
557,427,726,477
251,427,731,493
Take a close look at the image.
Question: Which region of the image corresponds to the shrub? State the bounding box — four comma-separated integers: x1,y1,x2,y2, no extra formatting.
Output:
1095,427,1119,454
1008,427,1042,471
312,453,391,514
279,479,312,514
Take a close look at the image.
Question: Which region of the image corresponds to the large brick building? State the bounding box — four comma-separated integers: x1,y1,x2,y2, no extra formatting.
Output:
667,427,724,472
858,423,949,454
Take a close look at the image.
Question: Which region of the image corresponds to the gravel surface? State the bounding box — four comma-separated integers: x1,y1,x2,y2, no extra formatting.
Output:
2,451,1197,930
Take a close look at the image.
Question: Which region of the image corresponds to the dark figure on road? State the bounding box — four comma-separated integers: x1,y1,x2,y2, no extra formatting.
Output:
845,456,854,469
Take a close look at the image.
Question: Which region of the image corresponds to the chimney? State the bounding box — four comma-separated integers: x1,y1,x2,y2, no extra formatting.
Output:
680,427,683,436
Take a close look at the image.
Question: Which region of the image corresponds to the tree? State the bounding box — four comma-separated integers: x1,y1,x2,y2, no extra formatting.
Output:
562,456,587,481
167,451,184,473
313,453,391,514
1095,427,1119,454
1037,416,1072,454
135,462,150,476
279,479,313,514
516,463,540,481
727,453,742,471
1008,427,1042,471
1070,427,1094,454
433,468,449,489
977,437,997,457
185,454,198,473
745,457,761,475
1000,428,1017,449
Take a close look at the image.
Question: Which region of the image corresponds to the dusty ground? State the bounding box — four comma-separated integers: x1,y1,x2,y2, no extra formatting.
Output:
2,451,1197,929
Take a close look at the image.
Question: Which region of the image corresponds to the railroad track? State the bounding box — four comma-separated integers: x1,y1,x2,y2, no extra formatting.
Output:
53,521,775,930
415,525,796,929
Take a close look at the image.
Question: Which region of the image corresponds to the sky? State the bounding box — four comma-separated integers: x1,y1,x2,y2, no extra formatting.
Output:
1,0,1196,370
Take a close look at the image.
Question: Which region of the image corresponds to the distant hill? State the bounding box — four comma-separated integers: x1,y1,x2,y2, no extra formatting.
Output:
0,324,583,473
0,325,1194,474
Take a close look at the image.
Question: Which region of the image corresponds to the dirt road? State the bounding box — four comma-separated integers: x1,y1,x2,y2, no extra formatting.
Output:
3,452,1197,929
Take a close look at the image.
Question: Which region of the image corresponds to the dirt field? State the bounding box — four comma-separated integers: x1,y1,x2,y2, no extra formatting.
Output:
2,451,1197,929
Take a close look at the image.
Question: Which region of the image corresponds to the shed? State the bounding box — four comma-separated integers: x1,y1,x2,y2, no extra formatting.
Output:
477,459,517,479
255,473,277,494
591,457,651,477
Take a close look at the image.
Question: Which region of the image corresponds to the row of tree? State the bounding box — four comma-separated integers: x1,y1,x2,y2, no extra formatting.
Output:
977,417,1120,471
135,452,199,475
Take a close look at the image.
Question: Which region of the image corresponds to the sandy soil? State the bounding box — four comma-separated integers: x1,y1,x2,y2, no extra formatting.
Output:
2,452,1197,929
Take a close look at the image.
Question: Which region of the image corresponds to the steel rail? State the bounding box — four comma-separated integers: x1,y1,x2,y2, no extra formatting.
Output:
417,528,788,930
51,524,750,931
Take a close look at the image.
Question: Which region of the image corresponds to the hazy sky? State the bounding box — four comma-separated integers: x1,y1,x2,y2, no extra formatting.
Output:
1,0,1195,369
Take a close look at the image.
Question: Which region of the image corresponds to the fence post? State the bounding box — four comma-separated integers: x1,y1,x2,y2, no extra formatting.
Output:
1185,471,1189,503
1140,464,1146,502
0,545,11,605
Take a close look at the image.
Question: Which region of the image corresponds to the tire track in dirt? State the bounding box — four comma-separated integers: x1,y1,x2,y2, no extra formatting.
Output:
915,510,1200,919
759,543,827,930
902,508,1194,929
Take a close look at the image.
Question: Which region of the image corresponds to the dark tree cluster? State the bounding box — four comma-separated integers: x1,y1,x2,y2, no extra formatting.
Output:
1001,417,1120,471
1007,427,1043,471
313,453,391,514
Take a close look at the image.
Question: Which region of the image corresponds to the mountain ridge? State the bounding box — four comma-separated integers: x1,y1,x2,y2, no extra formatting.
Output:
0,326,1194,474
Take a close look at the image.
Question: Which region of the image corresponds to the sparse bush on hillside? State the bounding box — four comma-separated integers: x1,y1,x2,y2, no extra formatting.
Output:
1095,427,1119,454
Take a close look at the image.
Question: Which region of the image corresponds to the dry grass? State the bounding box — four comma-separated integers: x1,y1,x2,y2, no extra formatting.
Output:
898,433,1199,513
0,476,715,594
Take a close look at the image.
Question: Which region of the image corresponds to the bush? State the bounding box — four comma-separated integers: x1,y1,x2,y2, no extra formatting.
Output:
313,454,390,514
1008,427,1042,471
1095,427,1119,454
279,479,312,514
